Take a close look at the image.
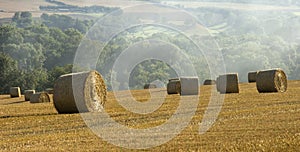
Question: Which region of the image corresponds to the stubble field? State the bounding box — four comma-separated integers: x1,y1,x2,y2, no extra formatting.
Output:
0,81,300,151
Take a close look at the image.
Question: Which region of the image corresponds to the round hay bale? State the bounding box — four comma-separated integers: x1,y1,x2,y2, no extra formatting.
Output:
180,77,199,96
10,87,21,98
45,88,54,94
144,84,157,89
48,94,54,102
256,69,287,93
203,79,216,85
24,90,35,101
167,80,181,94
30,92,50,103
53,71,107,114
168,78,179,82
217,73,239,94
248,71,258,83
216,77,220,92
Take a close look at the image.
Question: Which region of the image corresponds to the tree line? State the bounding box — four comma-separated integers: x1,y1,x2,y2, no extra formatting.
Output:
0,12,88,93
1,7,300,93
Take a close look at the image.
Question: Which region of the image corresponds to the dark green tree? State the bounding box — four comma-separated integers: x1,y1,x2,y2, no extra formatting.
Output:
45,64,83,88
129,60,177,90
0,24,24,49
12,11,33,28
12,12,21,22
18,68,49,91
0,53,20,93
3,43,45,70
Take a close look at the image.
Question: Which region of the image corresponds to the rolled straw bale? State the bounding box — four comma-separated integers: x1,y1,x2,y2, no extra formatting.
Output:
217,73,239,94
256,69,287,93
248,71,258,83
216,77,220,92
203,79,216,85
167,80,181,94
45,88,54,94
180,77,199,96
144,84,157,89
48,94,54,102
10,87,21,98
24,90,35,101
168,78,179,82
30,92,50,103
53,71,107,114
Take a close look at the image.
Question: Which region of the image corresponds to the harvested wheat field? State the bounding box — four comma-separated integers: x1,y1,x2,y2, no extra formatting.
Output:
0,80,300,151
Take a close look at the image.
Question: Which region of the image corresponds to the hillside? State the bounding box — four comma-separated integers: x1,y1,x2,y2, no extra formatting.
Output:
0,0,53,18
1,0,299,19
0,0,142,20
0,80,299,151
163,1,300,11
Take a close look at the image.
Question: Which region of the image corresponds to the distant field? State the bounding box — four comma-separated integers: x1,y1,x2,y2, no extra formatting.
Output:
0,0,50,12
0,0,54,18
2,0,300,20
163,1,300,11
0,0,143,20
0,81,300,151
0,0,108,20
59,0,143,7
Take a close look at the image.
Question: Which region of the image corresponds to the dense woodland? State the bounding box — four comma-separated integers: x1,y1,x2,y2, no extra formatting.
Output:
1,1,300,93
0,12,90,93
